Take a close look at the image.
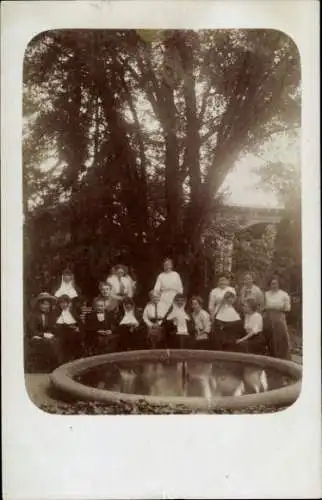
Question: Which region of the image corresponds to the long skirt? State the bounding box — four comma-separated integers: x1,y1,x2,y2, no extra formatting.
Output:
57,325,85,362
170,334,193,349
212,319,244,352
194,337,210,350
25,336,63,372
117,325,146,351
146,325,166,349
239,332,268,355
264,311,291,360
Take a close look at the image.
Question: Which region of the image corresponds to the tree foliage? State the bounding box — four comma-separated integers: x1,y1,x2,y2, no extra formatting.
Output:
23,29,301,301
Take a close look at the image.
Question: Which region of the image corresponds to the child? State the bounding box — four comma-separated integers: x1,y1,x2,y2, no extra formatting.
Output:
236,298,267,355
191,296,211,350
85,296,117,355
166,293,193,349
117,297,141,351
55,294,83,362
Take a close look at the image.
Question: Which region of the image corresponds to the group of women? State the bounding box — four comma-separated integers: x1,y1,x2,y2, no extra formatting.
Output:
25,258,293,372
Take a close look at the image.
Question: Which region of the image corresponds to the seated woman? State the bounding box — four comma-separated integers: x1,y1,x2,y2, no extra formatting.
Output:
53,268,82,312
166,294,194,349
98,281,120,314
107,265,134,302
191,296,211,350
84,296,118,355
54,294,84,362
142,290,170,349
236,298,267,355
26,292,62,372
116,297,143,352
212,290,244,351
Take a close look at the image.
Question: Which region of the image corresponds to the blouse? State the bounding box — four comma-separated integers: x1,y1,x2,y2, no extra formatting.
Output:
239,284,264,310
265,290,291,312
192,309,211,340
208,286,236,317
244,311,263,335
107,275,133,298
167,307,190,335
153,271,183,304
143,301,169,327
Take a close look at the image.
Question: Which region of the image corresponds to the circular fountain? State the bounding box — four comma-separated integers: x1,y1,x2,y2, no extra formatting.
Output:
50,350,302,412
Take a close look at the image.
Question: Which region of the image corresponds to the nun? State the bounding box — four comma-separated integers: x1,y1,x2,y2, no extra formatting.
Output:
54,294,84,362
53,268,82,311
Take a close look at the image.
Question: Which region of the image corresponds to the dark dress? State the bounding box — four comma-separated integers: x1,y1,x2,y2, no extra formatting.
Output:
26,311,63,372
212,318,244,352
85,310,120,355
54,309,84,362
116,321,145,352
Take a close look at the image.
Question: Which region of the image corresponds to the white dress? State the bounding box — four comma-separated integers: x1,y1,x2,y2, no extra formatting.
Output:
208,286,236,317
153,271,183,308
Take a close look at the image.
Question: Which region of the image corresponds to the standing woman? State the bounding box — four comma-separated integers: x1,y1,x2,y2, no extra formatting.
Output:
238,271,264,312
264,275,292,360
153,258,183,310
107,265,134,301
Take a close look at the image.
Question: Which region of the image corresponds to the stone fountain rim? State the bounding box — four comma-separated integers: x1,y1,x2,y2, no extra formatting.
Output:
50,349,302,411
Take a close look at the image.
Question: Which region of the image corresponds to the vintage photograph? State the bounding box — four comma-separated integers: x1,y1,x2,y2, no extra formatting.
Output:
23,28,302,415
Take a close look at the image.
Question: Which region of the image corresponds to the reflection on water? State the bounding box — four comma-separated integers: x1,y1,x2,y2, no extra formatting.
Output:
75,360,295,399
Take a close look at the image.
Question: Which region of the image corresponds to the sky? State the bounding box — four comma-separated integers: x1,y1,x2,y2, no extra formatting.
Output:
221,131,300,208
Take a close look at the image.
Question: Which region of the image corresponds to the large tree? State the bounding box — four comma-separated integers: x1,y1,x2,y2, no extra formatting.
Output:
23,29,300,300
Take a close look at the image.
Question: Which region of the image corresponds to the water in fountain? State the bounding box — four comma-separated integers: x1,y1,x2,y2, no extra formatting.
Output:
76,359,296,399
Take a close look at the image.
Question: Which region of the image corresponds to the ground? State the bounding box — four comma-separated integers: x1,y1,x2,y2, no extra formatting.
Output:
25,334,302,415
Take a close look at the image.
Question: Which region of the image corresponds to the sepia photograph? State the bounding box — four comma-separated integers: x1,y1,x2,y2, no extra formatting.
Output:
23,28,302,416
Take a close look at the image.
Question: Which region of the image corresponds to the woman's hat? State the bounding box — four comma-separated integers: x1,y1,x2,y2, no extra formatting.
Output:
33,292,56,307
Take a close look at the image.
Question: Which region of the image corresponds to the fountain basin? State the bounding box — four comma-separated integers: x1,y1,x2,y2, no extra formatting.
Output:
50,350,302,412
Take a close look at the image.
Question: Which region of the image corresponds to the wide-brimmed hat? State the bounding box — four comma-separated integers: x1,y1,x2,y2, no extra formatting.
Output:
33,292,56,307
